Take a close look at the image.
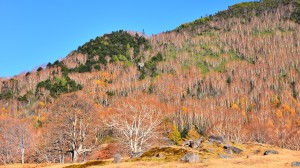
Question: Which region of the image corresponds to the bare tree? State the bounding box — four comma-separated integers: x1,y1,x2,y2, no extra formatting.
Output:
11,121,31,164
108,96,162,155
0,119,16,164
0,119,32,164
49,92,99,163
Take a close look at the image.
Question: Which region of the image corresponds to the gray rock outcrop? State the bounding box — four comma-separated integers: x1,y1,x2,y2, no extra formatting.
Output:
182,140,193,148
263,150,278,155
223,145,243,154
291,161,300,167
180,153,200,163
112,153,122,163
131,152,143,158
208,135,224,144
218,153,231,159
182,138,202,148
191,138,202,148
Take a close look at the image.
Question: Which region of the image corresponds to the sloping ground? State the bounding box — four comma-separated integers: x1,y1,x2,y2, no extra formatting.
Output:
2,141,298,168
90,143,300,168
0,163,72,168
124,141,300,168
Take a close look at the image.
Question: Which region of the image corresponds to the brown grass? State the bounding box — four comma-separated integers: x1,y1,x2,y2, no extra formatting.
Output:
0,163,71,168
89,149,300,168
1,143,299,168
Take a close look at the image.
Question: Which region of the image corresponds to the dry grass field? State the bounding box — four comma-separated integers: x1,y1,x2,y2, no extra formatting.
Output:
1,142,299,168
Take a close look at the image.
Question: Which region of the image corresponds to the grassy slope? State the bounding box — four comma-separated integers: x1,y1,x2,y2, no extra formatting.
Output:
1,143,299,168
1,150,298,168
91,150,300,168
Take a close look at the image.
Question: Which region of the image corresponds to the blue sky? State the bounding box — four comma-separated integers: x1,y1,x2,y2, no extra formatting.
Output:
0,0,255,77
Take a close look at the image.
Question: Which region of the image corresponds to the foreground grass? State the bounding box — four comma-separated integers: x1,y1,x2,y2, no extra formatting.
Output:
89,148,300,168
0,143,299,168
0,163,71,168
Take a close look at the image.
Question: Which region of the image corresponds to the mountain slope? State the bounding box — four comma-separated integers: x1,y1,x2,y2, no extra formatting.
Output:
0,0,300,164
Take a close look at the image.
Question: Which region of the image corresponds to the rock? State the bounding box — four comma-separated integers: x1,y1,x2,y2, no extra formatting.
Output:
223,144,231,148
182,140,193,148
208,135,224,144
291,161,300,167
131,152,143,158
218,153,231,159
112,153,122,163
223,145,243,154
138,62,144,69
263,150,278,155
183,138,202,148
180,153,200,163
224,145,233,154
231,147,243,154
191,138,202,148
225,148,233,154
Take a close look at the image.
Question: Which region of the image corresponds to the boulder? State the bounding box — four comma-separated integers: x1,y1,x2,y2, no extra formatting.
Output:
291,161,300,167
112,153,122,163
183,138,202,148
223,145,243,154
223,145,231,149
263,150,278,155
225,148,232,154
180,153,200,163
191,138,202,148
138,62,145,69
218,153,231,159
131,152,143,158
182,140,193,148
208,135,224,144
231,147,243,154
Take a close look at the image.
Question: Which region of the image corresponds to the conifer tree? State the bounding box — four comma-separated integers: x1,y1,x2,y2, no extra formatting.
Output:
169,124,181,145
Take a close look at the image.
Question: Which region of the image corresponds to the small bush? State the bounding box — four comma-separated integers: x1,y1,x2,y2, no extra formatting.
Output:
186,125,201,140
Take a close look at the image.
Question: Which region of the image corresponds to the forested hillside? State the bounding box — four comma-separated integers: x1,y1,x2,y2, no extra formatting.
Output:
0,0,300,165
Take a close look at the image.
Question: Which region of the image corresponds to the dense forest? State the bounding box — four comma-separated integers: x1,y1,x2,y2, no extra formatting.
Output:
0,0,300,164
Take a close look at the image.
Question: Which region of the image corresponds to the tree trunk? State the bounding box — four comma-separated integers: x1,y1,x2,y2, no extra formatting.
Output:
21,147,25,164
71,151,78,163
83,152,87,162
59,150,64,164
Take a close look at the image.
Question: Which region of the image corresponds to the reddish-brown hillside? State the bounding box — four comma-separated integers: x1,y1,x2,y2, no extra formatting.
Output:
0,0,300,165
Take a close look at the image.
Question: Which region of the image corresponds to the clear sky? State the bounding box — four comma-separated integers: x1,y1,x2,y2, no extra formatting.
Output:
0,0,255,77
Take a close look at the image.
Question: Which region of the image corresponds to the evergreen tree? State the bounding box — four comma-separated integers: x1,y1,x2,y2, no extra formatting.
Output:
169,124,181,145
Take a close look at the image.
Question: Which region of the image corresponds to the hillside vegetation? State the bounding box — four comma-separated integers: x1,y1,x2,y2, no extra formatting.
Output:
0,0,300,165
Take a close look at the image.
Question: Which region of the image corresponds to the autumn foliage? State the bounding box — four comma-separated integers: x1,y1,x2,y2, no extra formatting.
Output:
0,0,300,164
